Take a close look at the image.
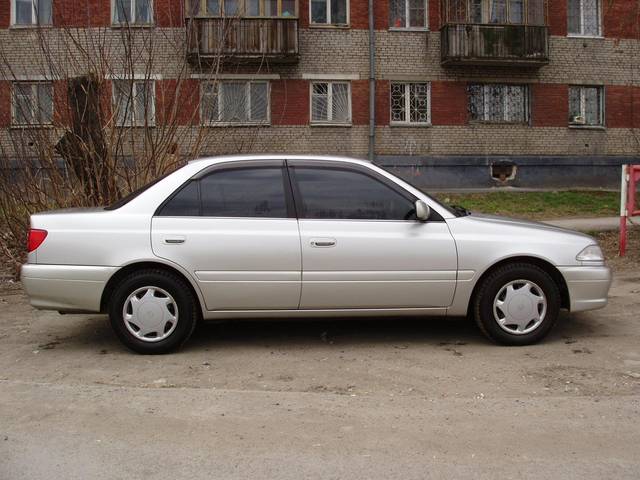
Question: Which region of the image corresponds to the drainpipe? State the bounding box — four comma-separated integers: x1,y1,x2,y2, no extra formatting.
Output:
368,0,376,161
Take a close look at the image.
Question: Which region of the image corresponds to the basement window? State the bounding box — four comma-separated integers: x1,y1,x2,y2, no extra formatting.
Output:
568,86,604,127
12,0,52,25
310,82,352,125
568,0,601,37
390,83,431,125
12,82,53,126
469,84,529,124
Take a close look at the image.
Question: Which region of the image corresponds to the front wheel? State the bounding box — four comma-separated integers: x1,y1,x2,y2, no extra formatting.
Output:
473,263,561,346
108,269,198,354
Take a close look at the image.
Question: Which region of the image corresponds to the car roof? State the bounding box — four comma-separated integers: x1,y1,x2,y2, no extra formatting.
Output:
188,154,371,167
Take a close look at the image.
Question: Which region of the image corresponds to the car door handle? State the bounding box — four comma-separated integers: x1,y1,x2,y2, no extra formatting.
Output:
310,238,336,248
164,237,185,245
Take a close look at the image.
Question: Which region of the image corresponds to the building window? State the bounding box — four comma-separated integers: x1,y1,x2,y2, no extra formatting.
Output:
390,0,427,29
12,82,53,126
568,0,601,36
113,0,153,25
390,83,431,125
310,0,348,25
201,81,270,125
310,82,351,124
569,86,603,127
113,80,155,126
12,0,52,25
469,84,528,123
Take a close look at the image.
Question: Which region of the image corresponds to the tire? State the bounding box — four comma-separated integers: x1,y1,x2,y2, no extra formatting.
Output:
108,269,198,354
473,262,561,346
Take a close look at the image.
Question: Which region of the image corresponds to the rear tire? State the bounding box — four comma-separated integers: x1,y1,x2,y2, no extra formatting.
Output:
473,263,560,346
108,269,198,354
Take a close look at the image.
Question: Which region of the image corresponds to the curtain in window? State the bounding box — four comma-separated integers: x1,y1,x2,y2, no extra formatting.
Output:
221,83,247,122
311,83,329,121
331,83,350,123
390,0,406,28
489,0,506,23
331,0,347,24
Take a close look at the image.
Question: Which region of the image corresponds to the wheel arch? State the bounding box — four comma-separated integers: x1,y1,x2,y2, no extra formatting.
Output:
100,260,206,316
467,256,570,315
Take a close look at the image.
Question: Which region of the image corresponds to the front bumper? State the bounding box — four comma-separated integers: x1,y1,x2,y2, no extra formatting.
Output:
21,264,117,313
559,265,612,312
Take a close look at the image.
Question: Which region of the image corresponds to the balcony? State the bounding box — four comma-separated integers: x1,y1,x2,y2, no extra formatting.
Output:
187,17,299,65
440,0,549,67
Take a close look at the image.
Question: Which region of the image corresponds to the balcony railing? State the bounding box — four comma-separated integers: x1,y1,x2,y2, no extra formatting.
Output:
187,17,299,64
440,24,549,67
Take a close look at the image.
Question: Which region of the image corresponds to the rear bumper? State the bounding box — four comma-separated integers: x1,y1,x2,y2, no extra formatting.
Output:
559,265,612,312
20,264,116,312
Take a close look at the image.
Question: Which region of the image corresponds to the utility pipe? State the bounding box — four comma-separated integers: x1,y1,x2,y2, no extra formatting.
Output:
368,0,376,161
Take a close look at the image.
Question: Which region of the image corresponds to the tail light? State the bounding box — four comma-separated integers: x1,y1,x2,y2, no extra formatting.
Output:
27,229,48,253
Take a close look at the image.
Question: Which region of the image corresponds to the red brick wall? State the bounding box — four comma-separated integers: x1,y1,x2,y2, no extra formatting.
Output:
603,0,640,39
156,79,199,126
156,0,185,27
531,83,568,127
547,0,567,36
0,1,10,28
606,85,640,129
0,81,10,127
351,79,369,125
56,0,110,27
351,0,369,29
53,80,70,126
429,0,440,31
374,0,389,30
271,79,309,125
431,81,467,125
375,79,390,125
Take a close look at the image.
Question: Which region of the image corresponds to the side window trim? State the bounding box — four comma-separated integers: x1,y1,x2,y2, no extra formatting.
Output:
287,161,421,221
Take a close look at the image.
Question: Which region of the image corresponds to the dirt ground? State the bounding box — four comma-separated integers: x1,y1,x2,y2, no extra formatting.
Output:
1,255,639,478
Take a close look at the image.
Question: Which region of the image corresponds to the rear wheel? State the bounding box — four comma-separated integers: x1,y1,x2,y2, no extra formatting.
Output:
108,269,198,354
473,263,560,346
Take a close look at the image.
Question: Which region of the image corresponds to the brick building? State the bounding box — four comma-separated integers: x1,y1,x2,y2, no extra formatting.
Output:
0,0,639,188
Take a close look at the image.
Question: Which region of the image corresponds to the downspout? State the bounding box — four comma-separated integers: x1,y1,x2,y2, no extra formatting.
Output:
368,0,376,161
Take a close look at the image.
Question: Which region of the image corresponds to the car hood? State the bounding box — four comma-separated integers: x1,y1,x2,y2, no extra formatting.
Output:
460,213,594,241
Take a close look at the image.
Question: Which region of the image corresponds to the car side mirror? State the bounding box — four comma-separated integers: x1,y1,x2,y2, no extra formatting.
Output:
415,200,430,222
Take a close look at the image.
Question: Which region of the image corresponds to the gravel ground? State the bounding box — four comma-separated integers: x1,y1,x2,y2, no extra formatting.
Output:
1,246,639,478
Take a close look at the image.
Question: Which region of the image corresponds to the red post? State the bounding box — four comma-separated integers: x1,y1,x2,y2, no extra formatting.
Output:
621,164,640,257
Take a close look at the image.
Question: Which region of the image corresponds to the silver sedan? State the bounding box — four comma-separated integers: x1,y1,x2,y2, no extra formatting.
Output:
21,156,611,354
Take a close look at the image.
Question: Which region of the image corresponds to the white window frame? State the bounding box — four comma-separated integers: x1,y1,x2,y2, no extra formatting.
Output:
390,82,431,126
10,0,52,26
568,85,604,128
200,80,271,126
112,79,156,127
470,84,529,124
389,0,429,31
567,0,602,38
111,0,155,25
309,0,350,26
11,81,54,127
309,81,352,125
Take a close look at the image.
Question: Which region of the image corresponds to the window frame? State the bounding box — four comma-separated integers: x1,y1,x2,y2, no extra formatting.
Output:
389,0,429,30
390,82,431,126
309,81,352,126
155,160,296,219
187,0,299,17
112,79,156,127
111,0,155,26
200,80,271,126
287,161,429,222
567,0,602,38
10,0,52,26
468,83,530,124
309,0,350,26
11,81,54,127
568,85,605,128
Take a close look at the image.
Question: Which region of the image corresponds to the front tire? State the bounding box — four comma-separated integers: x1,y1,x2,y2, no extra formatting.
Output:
473,263,561,346
108,269,198,354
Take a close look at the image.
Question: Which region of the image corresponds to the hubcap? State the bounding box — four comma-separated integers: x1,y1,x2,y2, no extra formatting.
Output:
122,286,179,342
492,280,547,335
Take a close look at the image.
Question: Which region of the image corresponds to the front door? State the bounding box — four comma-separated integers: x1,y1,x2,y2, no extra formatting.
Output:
152,161,301,311
288,161,458,310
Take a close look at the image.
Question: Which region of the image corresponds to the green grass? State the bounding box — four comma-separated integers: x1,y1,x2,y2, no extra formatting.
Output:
431,190,620,220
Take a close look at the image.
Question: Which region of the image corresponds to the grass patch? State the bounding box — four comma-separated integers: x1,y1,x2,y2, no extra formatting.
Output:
432,190,620,220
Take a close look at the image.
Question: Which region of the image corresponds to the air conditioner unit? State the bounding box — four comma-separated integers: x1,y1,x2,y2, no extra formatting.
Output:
571,115,586,124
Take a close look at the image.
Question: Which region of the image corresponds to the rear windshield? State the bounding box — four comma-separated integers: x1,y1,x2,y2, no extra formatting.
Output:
104,174,169,211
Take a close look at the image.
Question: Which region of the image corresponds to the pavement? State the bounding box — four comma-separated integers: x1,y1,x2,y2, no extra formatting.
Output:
0,272,639,480
542,216,640,232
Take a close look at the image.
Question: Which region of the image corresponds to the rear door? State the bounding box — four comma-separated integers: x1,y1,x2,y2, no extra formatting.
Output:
152,160,301,311
288,160,458,309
